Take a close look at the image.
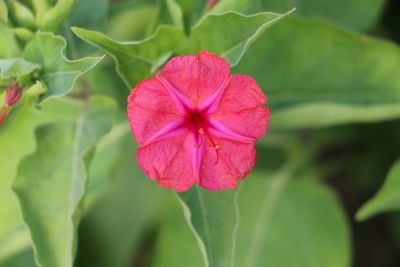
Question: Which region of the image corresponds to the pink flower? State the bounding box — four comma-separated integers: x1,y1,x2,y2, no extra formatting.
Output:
127,51,269,192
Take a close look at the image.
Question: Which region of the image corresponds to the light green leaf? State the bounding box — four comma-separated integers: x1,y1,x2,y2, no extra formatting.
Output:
12,96,117,267
0,58,40,79
30,0,51,25
73,10,292,87
154,171,351,267
0,0,8,24
0,23,20,58
0,98,81,262
356,159,400,221
41,0,76,33
177,187,241,267
22,32,103,103
7,0,36,29
233,17,400,129
187,10,294,66
76,130,165,267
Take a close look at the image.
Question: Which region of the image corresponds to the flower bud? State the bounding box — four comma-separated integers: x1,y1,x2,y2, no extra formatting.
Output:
5,83,22,107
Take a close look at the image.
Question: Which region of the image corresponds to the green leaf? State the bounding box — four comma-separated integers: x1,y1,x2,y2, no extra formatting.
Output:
237,174,351,267
77,130,167,267
177,186,241,267
0,23,20,58
0,98,81,262
41,0,77,33
155,0,184,30
0,58,40,79
154,171,351,267
356,159,400,221
7,0,36,29
76,129,165,267
261,0,386,31
72,10,292,87
12,95,117,267
233,17,400,129
62,0,109,58
22,32,103,103
0,0,8,24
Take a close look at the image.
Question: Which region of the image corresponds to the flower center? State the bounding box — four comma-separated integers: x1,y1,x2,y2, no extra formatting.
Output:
189,111,221,162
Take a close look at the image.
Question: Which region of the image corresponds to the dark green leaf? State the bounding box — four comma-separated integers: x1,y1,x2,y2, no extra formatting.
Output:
356,159,400,221
76,130,165,267
233,17,400,129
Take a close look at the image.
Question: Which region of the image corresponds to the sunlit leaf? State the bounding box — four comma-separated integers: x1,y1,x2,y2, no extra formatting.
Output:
13,96,117,267
72,10,293,87
22,32,103,103
0,58,39,79
0,98,81,262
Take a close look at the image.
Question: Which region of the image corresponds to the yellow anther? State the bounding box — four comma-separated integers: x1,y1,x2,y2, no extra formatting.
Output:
198,128,205,135
214,144,222,150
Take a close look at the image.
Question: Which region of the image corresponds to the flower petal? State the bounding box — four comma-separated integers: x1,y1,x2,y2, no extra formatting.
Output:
198,137,256,191
127,77,185,144
209,74,269,140
160,51,230,109
137,129,197,192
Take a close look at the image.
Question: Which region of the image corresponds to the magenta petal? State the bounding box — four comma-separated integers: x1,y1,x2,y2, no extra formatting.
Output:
198,137,256,191
161,51,230,109
137,129,196,192
209,74,269,140
127,77,185,144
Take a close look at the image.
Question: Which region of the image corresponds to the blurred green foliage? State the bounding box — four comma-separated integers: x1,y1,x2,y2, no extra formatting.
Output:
0,0,400,267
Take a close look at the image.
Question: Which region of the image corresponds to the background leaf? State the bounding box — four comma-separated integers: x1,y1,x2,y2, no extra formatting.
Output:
76,130,165,267
22,32,103,103
233,17,400,129
12,96,117,267
356,159,400,221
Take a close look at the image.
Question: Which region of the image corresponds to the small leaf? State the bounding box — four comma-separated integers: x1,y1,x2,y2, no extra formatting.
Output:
41,0,77,33
7,0,36,29
13,96,117,267
234,17,400,129
178,186,241,267
0,23,20,58
356,159,400,221
0,58,40,79
22,32,103,103
73,10,292,87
